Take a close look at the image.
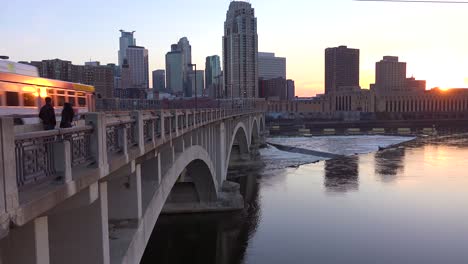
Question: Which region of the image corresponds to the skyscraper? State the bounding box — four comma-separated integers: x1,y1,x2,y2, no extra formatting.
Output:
126,46,149,89
375,56,407,93
152,70,166,91
325,45,360,94
118,30,136,67
166,49,184,95
190,70,205,97
165,38,193,97
120,59,132,90
205,55,222,98
30,59,72,81
287,79,295,100
223,1,259,98
258,52,286,80
176,37,193,97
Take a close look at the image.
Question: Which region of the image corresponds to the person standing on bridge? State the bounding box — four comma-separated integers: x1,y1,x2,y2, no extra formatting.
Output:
39,97,56,130
60,102,75,128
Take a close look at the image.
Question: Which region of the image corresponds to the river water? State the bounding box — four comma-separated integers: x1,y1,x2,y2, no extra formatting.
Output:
141,135,468,264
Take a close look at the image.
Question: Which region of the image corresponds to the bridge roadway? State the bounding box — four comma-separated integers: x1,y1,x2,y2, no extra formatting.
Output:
0,106,266,264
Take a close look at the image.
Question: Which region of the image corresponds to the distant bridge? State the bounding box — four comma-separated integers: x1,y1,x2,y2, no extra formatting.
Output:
0,101,266,264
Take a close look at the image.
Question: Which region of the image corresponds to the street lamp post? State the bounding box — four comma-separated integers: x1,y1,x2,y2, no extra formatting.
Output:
188,63,197,110
214,73,222,108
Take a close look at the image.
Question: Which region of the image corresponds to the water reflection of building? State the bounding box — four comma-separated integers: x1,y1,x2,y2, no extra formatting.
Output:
324,156,359,192
141,172,261,264
374,148,405,182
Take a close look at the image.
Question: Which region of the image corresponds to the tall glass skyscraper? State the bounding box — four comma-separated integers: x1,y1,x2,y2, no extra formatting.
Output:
165,38,193,97
205,55,222,98
118,30,136,67
166,49,184,96
223,1,259,98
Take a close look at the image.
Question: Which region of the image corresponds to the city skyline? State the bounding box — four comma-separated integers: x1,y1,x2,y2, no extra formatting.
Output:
2,0,468,96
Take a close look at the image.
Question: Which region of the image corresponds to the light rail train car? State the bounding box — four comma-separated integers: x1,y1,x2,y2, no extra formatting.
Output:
0,61,95,124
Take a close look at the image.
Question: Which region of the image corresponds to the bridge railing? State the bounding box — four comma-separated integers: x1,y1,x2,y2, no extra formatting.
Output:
14,125,94,188
96,98,266,112
0,101,265,223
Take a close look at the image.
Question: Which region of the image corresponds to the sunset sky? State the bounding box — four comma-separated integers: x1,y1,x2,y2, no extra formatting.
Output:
2,0,468,97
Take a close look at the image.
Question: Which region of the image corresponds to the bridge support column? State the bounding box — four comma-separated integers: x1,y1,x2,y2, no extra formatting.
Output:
160,113,166,142
107,165,142,221
217,122,227,186
141,154,160,211
48,182,109,264
0,216,49,264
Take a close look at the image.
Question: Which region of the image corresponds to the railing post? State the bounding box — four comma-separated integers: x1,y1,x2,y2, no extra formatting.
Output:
85,113,109,177
175,111,179,137
131,111,145,155
53,141,72,183
0,118,19,215
160,112,166,141
119,125,128,158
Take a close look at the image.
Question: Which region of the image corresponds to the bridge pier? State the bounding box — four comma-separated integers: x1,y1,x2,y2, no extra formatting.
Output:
48,182,109,264
107,164,142,221
0,216,49,264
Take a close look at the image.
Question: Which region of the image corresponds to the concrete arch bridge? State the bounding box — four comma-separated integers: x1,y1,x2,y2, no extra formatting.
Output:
0,107,266,264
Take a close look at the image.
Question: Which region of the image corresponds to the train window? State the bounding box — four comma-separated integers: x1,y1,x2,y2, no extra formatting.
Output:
23,93,36,107
57,96,65,106
47,89,54,95
6,92,19,106
68,91,75,95
68,97,76,106
78,97,86,107
77,92,85,96
57,90,65,95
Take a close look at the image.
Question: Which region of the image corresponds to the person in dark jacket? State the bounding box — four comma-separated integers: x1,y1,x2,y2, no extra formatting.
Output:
39,97,56,130
60,102,75,128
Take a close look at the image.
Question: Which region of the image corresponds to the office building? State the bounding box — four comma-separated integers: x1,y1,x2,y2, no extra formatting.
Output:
190,70,205,97
85,61,100,67
325,46,360,94
118,30,136,67
205,55,222,98
259,77,287,100
126,45,149,89
223,1,259,98
165,38,194,97
120,59,132,90
375,56,407,93
152,70,166,91
258,52,286,80
166,50,184,96
287,79,295,100
30,59,73,81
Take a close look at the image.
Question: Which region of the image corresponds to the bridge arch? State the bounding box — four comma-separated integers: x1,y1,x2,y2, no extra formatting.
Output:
225,121,250,175
259,115,265,133
251,117,260,145
160,145,219,204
